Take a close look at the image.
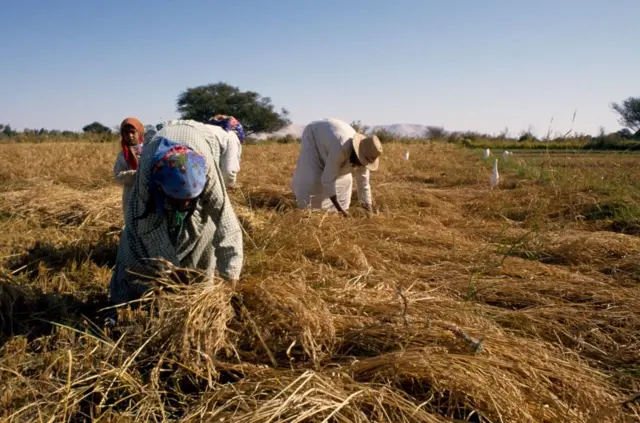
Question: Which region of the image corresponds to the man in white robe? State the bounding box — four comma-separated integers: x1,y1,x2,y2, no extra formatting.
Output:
291,118,383,216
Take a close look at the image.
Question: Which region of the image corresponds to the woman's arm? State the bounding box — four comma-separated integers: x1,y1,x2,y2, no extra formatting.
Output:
114,152,137,187
220,132,241,188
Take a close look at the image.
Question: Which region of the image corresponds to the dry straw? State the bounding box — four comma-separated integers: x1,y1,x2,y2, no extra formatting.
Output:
1,142,639,422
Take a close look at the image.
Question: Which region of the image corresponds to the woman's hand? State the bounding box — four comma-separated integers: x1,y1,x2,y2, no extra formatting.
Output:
228,278,239,290
128,146,140,167
221,275,240,290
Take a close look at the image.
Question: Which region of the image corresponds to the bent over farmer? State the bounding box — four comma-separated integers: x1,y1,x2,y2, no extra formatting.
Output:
109,119,244,305
291,118,383,216
162,118,244,190
207,114,245,190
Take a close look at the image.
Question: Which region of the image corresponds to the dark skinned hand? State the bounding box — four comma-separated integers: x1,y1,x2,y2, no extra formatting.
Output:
170,269,189,285
329,195,349,217
128,145,140,168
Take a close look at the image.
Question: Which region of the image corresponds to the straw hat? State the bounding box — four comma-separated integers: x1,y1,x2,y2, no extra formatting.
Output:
352,133,383,171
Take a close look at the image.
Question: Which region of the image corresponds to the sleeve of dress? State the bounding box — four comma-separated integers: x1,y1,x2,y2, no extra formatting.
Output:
320,147,347,198
210,157,244,280
113,152,137,187
220,132,241,188
353,166,372,205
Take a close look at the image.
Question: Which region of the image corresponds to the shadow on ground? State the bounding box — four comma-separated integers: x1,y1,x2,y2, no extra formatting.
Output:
0,279,111,346
241,188,297,213
7,236,119,276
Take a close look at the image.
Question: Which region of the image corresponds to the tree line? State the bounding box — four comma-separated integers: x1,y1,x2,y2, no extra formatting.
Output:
1,83,639,146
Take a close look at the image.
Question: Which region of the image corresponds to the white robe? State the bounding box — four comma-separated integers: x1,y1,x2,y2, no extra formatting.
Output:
217,129,242,189
291,118,372,211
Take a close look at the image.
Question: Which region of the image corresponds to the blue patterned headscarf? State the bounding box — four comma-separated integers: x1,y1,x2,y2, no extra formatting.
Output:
207,114,245,143
150,137,207,216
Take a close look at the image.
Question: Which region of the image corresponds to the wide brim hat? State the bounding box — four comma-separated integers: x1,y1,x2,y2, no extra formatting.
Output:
352,133,383,171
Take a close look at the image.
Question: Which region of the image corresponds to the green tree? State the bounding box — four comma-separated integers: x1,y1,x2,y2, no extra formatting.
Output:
2,124,15,137
425,126,447,140
617,128,634,139
518,131,539,142
176,82,291,135
82,122,111,134
611,97,640,132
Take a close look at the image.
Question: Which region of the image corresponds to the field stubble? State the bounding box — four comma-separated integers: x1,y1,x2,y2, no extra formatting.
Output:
0,141,639,422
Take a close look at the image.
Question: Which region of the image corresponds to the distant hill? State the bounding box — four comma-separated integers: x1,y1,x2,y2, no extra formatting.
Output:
367,124,428,138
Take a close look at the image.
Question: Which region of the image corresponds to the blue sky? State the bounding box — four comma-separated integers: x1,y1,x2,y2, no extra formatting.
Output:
0,0,637,135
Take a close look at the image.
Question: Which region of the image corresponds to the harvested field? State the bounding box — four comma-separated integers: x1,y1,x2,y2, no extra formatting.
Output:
0,141,639,422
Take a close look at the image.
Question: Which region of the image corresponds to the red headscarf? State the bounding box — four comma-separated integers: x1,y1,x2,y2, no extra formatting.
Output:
120,117,145,170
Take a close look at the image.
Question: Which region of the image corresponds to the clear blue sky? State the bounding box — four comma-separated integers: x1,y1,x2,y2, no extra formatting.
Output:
1,0,637,135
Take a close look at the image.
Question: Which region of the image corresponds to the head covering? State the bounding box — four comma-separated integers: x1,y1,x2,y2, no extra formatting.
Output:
149,137,207,216
207,114,245,143
352,134,383,171
120,117,145,170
